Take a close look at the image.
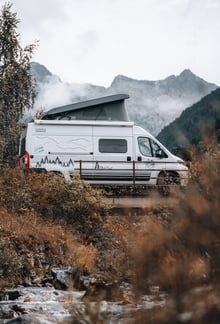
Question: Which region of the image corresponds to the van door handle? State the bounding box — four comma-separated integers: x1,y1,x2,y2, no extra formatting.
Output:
137,156,142,161
127,156,131,161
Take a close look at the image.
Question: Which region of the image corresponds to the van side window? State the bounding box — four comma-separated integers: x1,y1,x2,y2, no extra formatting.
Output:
99,139,127,153
138,137,152,156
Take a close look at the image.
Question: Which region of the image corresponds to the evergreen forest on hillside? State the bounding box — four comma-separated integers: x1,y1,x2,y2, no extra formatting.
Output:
157,88,220,156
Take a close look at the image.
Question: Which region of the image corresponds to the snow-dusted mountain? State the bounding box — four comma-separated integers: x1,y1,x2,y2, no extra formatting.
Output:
30,62,218,136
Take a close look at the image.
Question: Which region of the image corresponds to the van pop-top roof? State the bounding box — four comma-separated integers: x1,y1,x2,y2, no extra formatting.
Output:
42,94,130,121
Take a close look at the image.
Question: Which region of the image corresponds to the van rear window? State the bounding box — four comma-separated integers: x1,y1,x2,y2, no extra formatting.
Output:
99,139,127,153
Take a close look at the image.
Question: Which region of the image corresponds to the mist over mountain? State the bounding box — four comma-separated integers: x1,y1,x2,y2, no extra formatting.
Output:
157,88,220,154
30,62,218,136
108,71,218,135
30,62,106,111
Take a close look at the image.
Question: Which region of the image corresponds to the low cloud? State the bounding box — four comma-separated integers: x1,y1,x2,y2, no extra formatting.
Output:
32,84,85,116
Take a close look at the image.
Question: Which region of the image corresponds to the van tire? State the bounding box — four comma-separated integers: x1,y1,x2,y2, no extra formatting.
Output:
157,171,180,196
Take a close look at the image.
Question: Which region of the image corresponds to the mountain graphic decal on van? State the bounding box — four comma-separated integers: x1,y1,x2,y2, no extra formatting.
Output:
35,156,74,168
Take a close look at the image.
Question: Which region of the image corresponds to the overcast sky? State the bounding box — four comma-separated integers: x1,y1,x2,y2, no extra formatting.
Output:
4,0,220,87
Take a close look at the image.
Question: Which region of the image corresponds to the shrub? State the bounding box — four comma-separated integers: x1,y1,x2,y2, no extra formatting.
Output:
0,167,108,288
129,142,220,322
0,167,108,223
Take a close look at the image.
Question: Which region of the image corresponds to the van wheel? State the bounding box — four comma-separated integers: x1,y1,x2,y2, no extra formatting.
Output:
157,171,180,196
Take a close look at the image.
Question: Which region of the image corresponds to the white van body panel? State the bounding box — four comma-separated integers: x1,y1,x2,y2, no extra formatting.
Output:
19,120,188,186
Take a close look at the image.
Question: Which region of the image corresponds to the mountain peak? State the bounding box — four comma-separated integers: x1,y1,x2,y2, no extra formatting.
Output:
177,69,218,90
112,74,132,82
180,69,194,75
30,61,61,83
179,69,197,79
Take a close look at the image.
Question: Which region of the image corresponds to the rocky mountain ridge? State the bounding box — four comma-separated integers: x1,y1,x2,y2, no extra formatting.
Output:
30,62,218,136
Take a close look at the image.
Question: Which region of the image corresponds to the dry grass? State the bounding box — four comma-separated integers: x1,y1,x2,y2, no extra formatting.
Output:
0,207,98,266
0,207,98,288
0,168,107,289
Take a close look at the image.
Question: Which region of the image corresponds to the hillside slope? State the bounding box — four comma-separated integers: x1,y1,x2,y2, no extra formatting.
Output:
157,88,220,151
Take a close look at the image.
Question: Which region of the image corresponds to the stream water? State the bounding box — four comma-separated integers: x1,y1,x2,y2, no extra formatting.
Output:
0,285,165,323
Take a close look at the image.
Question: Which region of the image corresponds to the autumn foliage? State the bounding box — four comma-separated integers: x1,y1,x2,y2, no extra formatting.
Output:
0,142,220,322
129,142,220,322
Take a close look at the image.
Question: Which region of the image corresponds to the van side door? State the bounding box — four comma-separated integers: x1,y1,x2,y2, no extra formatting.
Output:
135,136,167,185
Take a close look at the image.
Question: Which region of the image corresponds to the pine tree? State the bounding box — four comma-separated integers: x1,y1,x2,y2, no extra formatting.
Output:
0,2,37,165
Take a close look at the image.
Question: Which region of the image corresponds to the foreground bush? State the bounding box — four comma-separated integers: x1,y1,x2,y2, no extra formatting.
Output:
0,167,107,214
0,168,109,288
0,168,109,234
0,168,131,293
129,142,220,322
0,208,98,289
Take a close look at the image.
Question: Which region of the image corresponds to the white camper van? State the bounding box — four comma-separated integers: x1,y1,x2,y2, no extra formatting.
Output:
18,94,188,188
